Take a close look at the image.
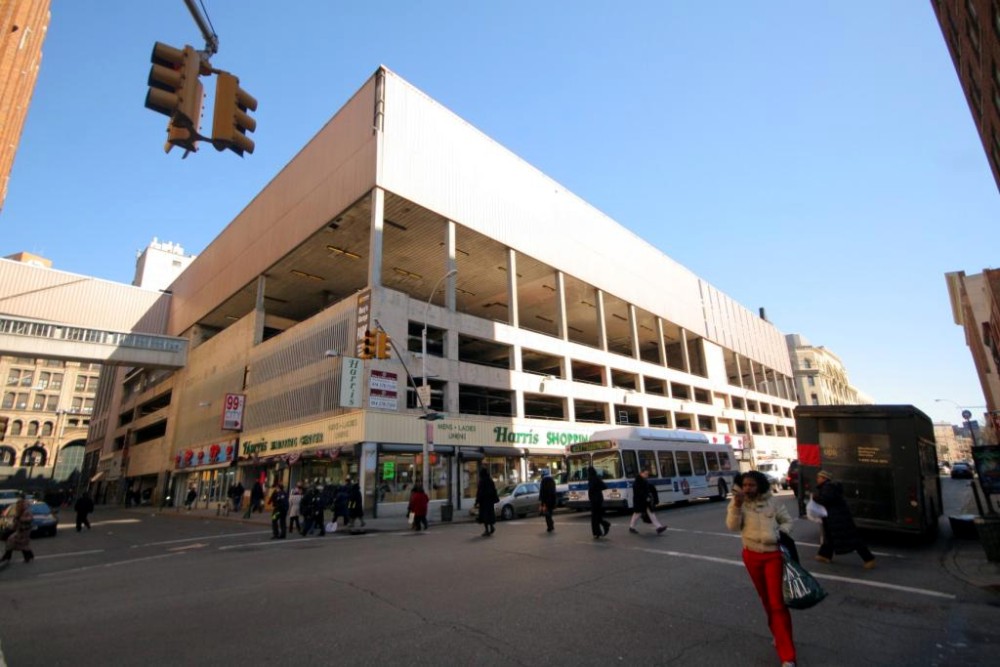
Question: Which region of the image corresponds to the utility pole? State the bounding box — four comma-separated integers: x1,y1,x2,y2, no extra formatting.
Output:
182,0,219,58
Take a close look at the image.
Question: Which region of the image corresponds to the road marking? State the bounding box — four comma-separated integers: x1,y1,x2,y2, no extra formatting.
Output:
218,533,379,550
645,526,902,558
168,543,208,552
635,547,956,600
59,519,142,528
132,531,270,548
39,552,183,577
36,549,104,560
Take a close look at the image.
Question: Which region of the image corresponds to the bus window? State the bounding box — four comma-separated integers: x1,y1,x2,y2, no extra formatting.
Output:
676,451,693,476
567,455,591,482
706,452,720,472
719,452,734,470
692,452,708,476
658,451,677,477
638,450,658,476
593,451,624,480
622,450,639,478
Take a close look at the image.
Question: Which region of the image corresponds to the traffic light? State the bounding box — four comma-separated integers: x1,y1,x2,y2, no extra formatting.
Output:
145,42,204,152
376,332,391,359
212,71,257,156
361,330,376,359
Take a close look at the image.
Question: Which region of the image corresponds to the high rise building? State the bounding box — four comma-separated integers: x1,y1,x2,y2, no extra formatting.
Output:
87,67,801,511
785,334,873,406
0,0,50,213
930,0,1000,191
133,238,196,291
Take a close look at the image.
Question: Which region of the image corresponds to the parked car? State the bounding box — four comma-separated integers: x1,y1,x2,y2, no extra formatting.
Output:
785,460,801,496
0,489,22,511
1,499,58,537
496,482,541,521
951,462,975,479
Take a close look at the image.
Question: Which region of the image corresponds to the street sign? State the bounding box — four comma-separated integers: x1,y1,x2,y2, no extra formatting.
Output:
222,393,246,431
962,409,973,420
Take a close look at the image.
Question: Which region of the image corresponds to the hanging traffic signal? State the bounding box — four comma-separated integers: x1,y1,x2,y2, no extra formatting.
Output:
376,332,391,359
212,72,257,156
145,42,204,153
361,330,376,359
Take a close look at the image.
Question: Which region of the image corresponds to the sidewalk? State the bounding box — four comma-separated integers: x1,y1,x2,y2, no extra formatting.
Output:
942,484,1000,593
127,501,476,534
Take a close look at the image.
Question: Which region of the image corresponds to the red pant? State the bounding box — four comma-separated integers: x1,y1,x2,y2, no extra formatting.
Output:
742,548,796,664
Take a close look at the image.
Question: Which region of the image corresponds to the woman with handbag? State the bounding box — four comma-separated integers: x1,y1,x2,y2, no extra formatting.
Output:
725,470,797,667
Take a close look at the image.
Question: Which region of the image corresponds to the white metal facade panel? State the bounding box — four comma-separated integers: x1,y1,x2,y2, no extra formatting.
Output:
377,71,789,372
168,75,381,336
0,258,170,332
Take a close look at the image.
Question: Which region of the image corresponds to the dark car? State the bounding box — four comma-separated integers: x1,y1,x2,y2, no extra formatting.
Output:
1,500,58,537
951,462,975,479
785,460,801,496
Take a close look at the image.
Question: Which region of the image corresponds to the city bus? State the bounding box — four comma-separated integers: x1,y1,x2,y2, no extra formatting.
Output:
794,404,942,538
564,427,739,511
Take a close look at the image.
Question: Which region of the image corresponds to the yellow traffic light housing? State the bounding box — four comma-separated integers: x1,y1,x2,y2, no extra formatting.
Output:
212,72,257,156
361,330,376,359
376,332,391,359
145,42,204,153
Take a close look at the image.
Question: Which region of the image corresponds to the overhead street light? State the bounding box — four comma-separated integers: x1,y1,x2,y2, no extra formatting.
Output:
421,268,457,489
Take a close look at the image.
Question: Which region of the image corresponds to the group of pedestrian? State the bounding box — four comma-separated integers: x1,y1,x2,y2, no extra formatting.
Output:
726,469,875,667
268,479,366,540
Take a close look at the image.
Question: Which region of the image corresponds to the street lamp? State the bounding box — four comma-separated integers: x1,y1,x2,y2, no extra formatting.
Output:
420,268,456,488
935,399,983,448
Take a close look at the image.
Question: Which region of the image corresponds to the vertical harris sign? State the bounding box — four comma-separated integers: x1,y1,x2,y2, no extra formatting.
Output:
340,357,362,408
222,393,246,431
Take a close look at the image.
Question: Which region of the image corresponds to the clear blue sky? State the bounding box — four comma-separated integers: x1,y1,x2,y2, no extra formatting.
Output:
3,1,996,426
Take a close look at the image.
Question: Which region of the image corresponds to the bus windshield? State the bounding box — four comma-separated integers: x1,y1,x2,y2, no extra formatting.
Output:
567,450,623,482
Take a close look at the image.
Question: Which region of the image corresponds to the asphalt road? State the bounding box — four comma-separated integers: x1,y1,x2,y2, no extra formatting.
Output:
0,479,996,667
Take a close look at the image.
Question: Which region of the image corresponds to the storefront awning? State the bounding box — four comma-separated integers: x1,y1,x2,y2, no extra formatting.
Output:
90,472,105,483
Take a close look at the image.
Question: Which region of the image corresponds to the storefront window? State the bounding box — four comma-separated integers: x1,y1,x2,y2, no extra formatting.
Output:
376,452,449,503
527,455,565,482
483,456,519,488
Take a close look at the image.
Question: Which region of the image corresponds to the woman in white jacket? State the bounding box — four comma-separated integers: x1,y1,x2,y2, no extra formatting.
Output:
725,470,797,667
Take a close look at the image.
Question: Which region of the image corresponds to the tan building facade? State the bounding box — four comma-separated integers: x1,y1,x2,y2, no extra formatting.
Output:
785,334,873,406
0,0,49,213
931,0,1000,192
945,270,1000,434
86,67,801,513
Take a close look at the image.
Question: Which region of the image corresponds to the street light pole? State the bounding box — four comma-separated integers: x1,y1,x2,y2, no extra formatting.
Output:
421,268,457,488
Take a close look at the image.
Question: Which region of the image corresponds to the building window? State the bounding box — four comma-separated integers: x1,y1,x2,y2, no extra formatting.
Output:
1,392,13,409
50,373,63,390
807,377,815,387
803,359,812,370
810,393,819,405
75,375,87,391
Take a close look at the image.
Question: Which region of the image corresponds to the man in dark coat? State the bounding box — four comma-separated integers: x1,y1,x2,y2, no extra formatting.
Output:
538,470,557,533
250,481,265,514
347,480,366,533
588,466,611,539
270,483,289,539
628,468,666,535
475,468,499,537
74,491,94,532
812,470,876,569
229,481,245,512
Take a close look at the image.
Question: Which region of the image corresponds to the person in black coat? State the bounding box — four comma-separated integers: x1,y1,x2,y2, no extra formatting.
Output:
812,470,876,569
347,480,366,533
628,468,666,535
475,467,499,536
229,481,245,512
538,470,558,533
74,491,94,532
588,466,611,539
269,483,289,539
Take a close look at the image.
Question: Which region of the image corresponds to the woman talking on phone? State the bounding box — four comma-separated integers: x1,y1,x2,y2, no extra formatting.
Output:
725,470,797,667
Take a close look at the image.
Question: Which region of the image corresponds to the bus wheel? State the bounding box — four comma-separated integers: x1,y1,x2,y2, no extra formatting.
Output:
713,480,728,502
